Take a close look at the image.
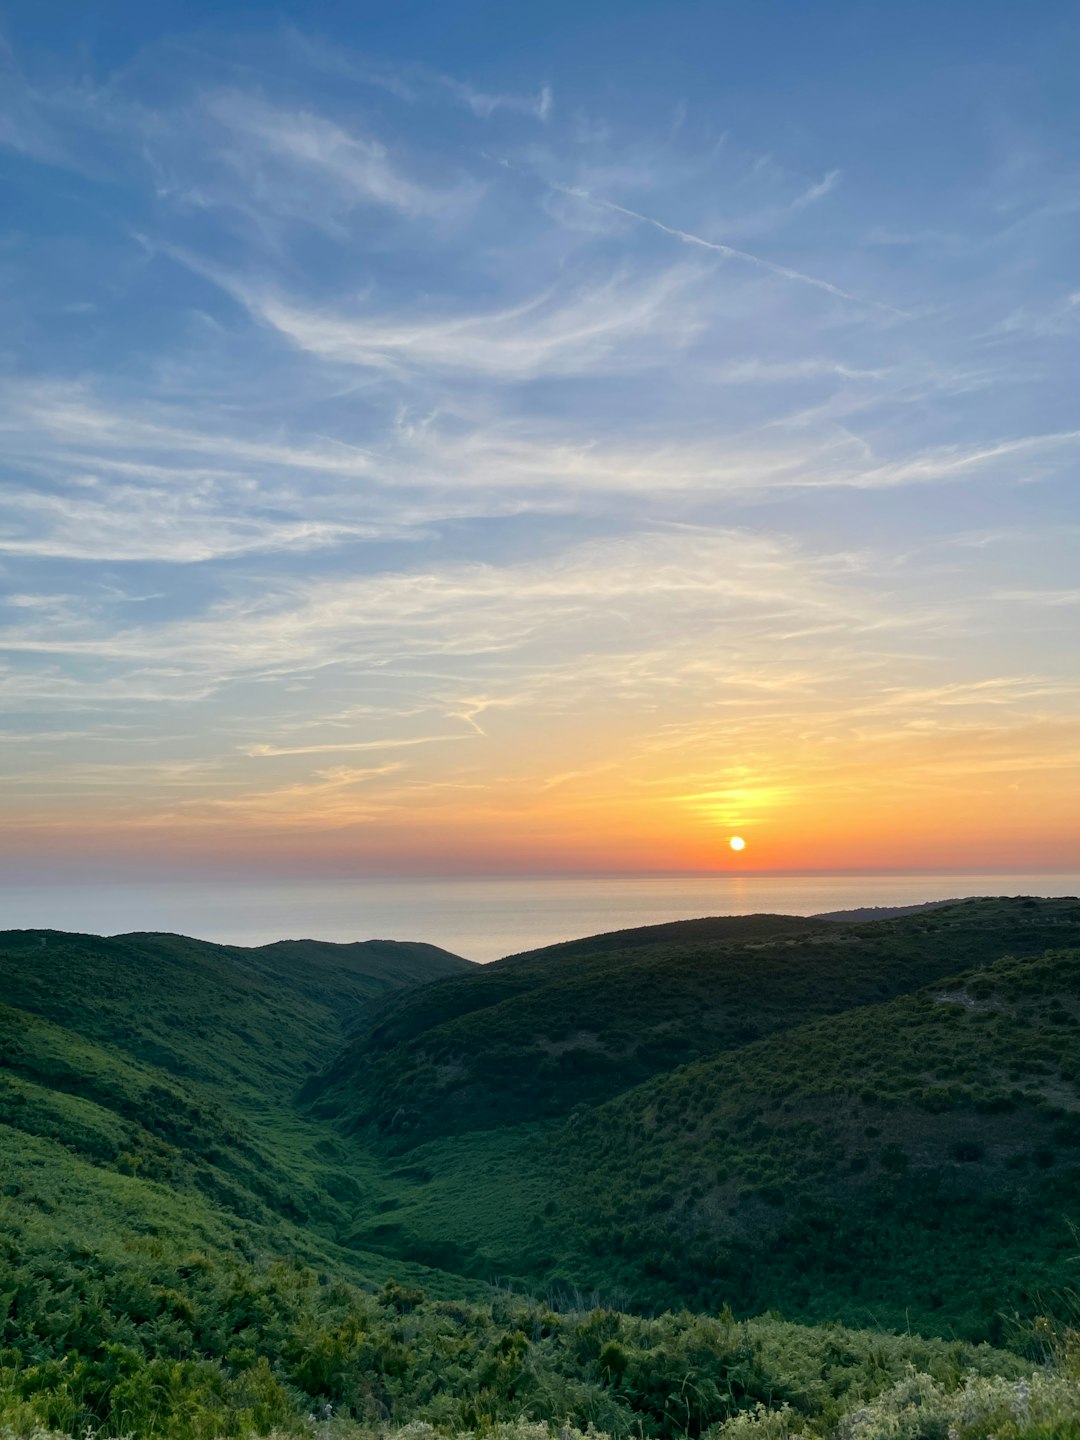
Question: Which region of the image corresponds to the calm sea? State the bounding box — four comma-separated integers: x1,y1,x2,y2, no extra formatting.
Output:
2,873,1077,963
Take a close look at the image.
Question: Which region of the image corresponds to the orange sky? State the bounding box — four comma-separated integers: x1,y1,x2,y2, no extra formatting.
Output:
6,650,1079,877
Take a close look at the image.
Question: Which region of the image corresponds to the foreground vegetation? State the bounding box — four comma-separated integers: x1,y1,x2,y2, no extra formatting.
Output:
2,900,1080,1437
2,1202,1066,1440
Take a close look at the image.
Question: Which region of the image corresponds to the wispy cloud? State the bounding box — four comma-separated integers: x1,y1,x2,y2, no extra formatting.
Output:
993,588,1080,608
0,382,407,562
442,78,553,122
209,262,708,378
694,168,844,242
0,38,69,164
201,90,477,220
289,32,553,123
5,370,1075,578
845,429,1080,489
2,17,1079,872
0,479,379,562
243,736,471,756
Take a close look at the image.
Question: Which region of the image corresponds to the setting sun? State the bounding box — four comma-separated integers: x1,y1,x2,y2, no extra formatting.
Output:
729,836,747,852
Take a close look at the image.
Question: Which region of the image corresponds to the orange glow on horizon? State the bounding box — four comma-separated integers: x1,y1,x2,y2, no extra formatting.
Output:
3,642,1079,881
3,24,1079,896
4,723,1079,880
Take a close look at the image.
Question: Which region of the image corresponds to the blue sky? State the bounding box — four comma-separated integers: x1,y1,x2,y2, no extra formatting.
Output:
1,1,1079,878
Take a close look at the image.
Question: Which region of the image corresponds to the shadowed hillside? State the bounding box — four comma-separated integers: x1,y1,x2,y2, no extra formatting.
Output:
537,933,1080,1337
0,928,478,1299
307,899,1080,1148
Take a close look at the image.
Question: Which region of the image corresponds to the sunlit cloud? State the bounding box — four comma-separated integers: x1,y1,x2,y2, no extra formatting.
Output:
242,737,472,757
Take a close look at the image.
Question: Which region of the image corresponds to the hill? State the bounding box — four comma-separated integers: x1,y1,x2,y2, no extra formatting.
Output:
0,928,478,1301
0,929,472,1101
536,935,1080,1338
813,899,958,922
308,899,1080,1148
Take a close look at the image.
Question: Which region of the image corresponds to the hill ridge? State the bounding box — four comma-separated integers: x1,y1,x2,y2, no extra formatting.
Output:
309,897,1080,1148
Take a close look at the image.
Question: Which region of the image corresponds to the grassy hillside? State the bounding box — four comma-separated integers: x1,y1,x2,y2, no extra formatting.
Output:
0,1195,1040,1440
537,937,1080,1338
309,899,1080,1147
0,928,480,1307
0,929,472,1103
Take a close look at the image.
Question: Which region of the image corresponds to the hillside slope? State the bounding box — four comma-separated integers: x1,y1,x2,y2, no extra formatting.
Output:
2,1193,1036,1440
1,929,472,1102
0,928,478,1301
537,935,1080,1338
5,900,1080,1362
309,899,1080,1147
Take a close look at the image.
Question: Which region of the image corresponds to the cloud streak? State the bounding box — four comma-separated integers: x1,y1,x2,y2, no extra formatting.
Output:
202,91,476,220
210,263,708,378
550,183,908,315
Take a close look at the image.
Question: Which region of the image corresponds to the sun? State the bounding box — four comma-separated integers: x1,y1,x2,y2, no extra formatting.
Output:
729,835,746,852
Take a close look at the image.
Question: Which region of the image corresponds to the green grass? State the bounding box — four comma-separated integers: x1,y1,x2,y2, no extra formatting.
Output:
0,1194,1037,1440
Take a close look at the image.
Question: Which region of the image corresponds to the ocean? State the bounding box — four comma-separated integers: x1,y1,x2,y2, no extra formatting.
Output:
2,872,1077,963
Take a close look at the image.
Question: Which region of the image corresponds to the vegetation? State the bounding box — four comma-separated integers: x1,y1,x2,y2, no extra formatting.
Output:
541,939,1080,1335
0,1205,1042,1440
0,930,472,1104
310,901,1080,1146
3,898,1080,1437
0,929,482,1297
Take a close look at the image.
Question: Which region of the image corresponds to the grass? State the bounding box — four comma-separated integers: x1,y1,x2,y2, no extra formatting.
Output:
0,1198,1041,1440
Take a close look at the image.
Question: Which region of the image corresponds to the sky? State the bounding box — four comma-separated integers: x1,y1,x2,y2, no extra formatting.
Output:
1,0,1079,880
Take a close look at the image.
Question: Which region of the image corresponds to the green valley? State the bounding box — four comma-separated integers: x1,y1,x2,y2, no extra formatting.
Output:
3,899,1080,1439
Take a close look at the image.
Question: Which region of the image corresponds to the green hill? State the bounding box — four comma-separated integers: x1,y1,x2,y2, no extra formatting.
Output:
308,899,1080,1147
0,929,472,1101
535,936,1080,1338
0,928,479,1300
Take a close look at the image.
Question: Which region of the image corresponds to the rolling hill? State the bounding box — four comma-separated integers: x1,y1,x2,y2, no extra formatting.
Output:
316,898,1080,1339
0,928,477,1295
0,928,473,1100
307,898,1080,1147
536,936,1080,1337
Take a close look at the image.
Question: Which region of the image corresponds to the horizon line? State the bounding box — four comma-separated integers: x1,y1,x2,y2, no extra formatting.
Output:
4,866,1078,885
